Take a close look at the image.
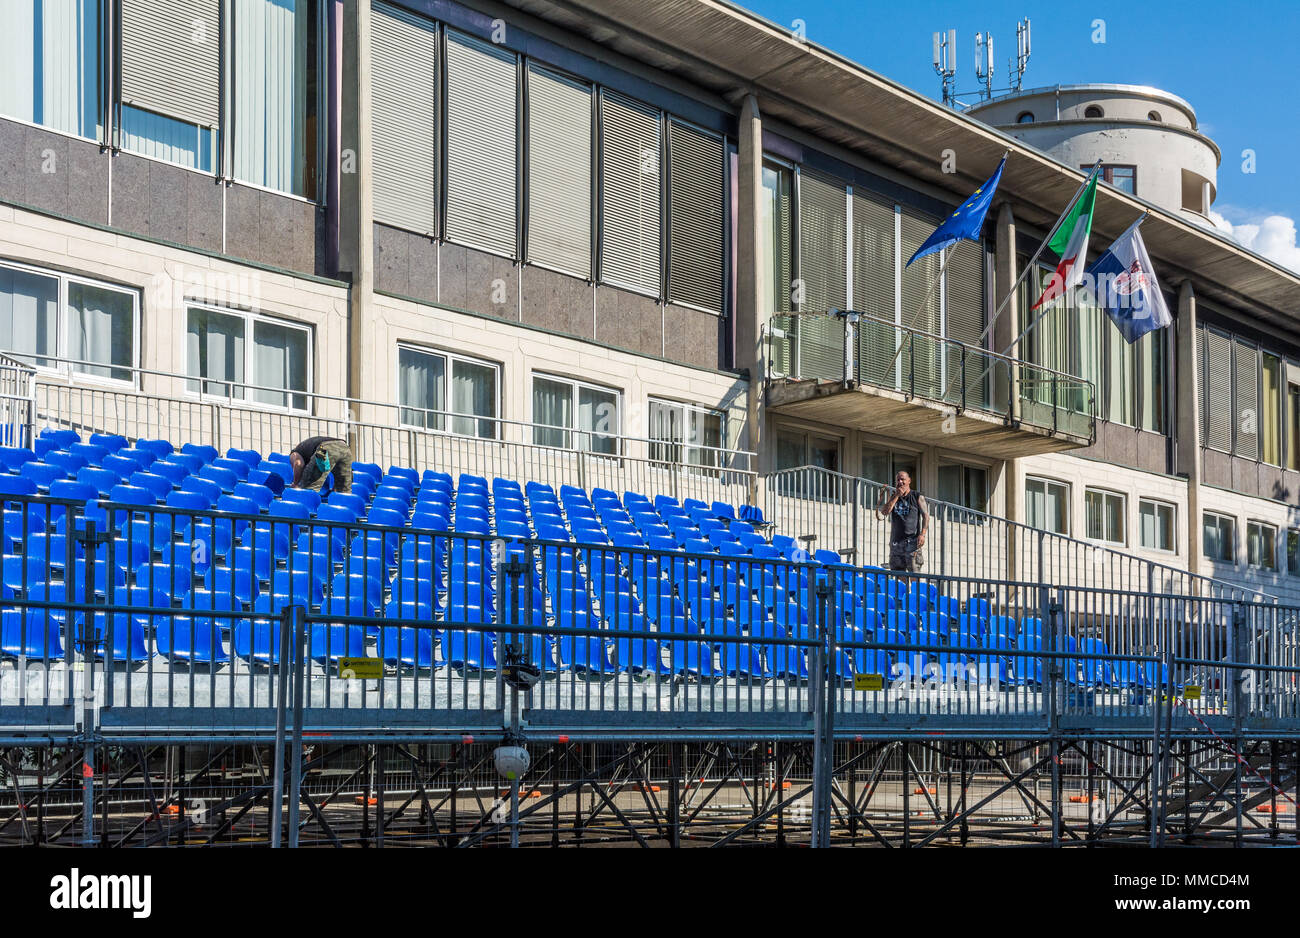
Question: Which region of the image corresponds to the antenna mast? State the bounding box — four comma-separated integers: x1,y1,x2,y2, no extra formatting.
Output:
932,29,957,106
932,16,1032,109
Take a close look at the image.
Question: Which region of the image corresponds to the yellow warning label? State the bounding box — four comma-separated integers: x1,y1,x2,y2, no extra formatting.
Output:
1182,685,1202,701
339,658,383,680
854,673,884,692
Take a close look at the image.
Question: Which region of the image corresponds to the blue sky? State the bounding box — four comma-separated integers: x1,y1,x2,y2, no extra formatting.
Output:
735,0,1300,270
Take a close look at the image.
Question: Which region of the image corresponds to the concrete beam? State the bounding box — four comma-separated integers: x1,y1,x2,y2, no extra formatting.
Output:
341,0,374,404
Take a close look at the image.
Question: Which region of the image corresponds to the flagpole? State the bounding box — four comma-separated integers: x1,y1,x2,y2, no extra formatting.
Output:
973,160,1103,354
995,210,1150,361
881,150,1010,377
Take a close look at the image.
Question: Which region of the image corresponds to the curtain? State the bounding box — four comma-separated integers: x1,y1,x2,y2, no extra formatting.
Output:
234,0,306,193
532,378,571,449
398,347,443,430
187,309,245,397
451,359,495,439
253,319,307,409
0,266,58,366
0,0,99,138
648,400,680,463
578,386,617,455
68,283,131,381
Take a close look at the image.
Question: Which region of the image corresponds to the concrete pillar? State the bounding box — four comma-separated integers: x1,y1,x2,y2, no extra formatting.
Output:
340,0,374,408
735,94,765,481
1176,281,1202,575
994,204,1022,579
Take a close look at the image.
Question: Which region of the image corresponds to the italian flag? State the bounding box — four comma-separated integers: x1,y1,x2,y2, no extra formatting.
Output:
1032,171,1099,309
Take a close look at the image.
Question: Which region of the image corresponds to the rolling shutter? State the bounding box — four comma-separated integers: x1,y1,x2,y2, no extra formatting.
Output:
1202,328,1233,452
852,190,897,389
444,31,517,257
599,91,661,296
120,0,221,129
944,238,986,408
796,169,847,380
527,66,591,277
371,2,437,234
900,208,942,398
667,119,724,312
1234,338,1259,459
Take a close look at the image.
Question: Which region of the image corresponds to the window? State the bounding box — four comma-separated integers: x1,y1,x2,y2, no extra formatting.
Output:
1084,164,1137,196
1084,488,1126,545
1289,384,1300,472
1084,105,1104,118
533,375,620,455
528,66,593,277
1147,110,1162,122
1139,499,1176,553
1198,325,1282,463
117,0,221,171
1202,512,1236,565
936,462,988,522
648,399,725,470
1026,477,1070,535
599,90,661,296
759,162,794,319
1247,521,1278,570
776,429,840,499
0,0,101,139
445,30,517,257
1016,111,1035,123
232,0,320,196
186,307,309,409
1288,529,1300,576
0,261,137,382
1262,353,1282,465
371,1,438,234
861,445,918,490
667,120,725,313
398,346,498,438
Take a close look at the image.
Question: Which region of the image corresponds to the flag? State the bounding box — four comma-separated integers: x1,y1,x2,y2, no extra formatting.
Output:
1031,170,1099,309
1084,217,1172,343
905,156,1006,267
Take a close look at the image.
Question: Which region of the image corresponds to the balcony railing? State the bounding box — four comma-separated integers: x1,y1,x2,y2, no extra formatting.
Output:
765,310,1096,444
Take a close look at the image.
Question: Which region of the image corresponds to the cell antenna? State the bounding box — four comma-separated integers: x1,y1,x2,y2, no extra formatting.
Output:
932,29,957,106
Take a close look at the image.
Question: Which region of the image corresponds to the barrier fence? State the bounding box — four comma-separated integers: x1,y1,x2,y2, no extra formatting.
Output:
764,464,1264,603
0,493,1296,743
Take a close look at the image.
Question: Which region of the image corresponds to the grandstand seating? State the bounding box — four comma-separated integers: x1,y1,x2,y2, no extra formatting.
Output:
0,427,1150,688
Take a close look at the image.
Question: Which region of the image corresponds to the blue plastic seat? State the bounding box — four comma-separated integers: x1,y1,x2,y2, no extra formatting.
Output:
0,475,38,497
281,488,321,513
0,608,64,659
154,613,231,663
225,447,262,469
0,447,38,472
68,442,109,464
20,461,65,489
197,464,239,493
89,433,128,453
180,474,223,504
135,438,173,459
101,453,145,477
233,481,274,511
44,450,87,475
182,443,219,464
129,471,172,501
147,459,188,487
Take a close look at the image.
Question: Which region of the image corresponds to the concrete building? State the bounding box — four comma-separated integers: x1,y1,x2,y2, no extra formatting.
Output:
967,83,1220,226
1,0,1298,600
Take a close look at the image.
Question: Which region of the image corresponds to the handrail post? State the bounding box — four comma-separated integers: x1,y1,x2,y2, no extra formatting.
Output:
270,603,293,848
811,580,834,848
287,604,307,848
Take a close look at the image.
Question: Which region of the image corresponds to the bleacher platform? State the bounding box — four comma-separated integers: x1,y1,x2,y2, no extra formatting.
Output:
0,427,1180,707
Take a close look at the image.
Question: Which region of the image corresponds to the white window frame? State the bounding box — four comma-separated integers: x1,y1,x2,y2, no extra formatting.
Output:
1138,498,1178,555
395,343,502,438
1247,519,1279,571
1084,487,1127,547
1025,476,1071,536
647,397,727,470
185,303,313,413
1203,511,1237,566
531,372,623,454
0,259,140,388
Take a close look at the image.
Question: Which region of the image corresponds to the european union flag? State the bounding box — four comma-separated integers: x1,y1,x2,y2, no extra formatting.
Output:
905,156,1006,267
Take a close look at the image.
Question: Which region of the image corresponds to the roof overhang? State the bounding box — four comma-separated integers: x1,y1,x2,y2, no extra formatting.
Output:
501,0,1300,339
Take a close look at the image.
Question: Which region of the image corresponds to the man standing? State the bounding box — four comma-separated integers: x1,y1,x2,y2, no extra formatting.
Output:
289,435,353,493
875,470,928,572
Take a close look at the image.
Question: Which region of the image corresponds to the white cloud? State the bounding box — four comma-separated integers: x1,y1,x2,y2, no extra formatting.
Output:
1210,210,1300,273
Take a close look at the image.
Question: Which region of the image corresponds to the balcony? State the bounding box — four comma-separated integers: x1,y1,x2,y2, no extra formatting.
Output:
764,312,1095,459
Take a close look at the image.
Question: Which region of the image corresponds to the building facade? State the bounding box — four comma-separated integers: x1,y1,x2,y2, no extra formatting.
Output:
1,0,1298,600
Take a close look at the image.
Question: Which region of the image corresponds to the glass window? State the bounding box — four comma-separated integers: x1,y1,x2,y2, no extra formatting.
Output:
1085,488,1126,545
1026,477,1070,535
649,399,725,470
0,266,58,369
0,263,137,382
861,445,918,490
1139,499,1176,553
1202,512,1236,565
1288,529,1300,577
937,463,988,522
774,430,840,498
759,163,794,318
0,0,101,139
232,0,319,196
1289,385,1300,472
532,374,620,455
186,307,310,410
397,346,498,438
1247,521,1277,570
1262,354,1282,465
